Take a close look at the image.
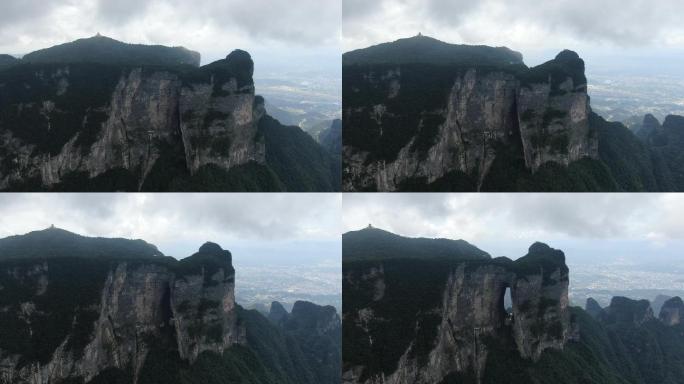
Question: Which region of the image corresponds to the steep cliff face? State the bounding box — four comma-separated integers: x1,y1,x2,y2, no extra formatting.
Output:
342,228,571,384
172,242,243,363
0,236,242,384
343,36,599,191
517,50,597,171
0,41,266,191
179,50,265,174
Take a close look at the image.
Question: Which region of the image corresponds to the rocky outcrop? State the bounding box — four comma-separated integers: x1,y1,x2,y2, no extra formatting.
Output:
659,296,683,326
268,301,289,326
0,46,266,190
0,242,243,384
517,51,596,171
343,37,599,191
585,297,604,319
343,238,572,384
604,297,654,326
179,50,265,174
289,301,341,336
172,243,243,363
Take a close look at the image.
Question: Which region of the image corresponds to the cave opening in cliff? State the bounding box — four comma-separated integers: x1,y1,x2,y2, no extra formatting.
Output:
501,286,514,327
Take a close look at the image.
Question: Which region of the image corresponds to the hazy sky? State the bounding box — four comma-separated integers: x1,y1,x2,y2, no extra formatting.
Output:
0,193,341,266
0,0,341,75
343,0,684,70
344,194,684,265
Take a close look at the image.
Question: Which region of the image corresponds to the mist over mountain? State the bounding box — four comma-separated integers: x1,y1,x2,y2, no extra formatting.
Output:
342,35,684,192
342,226,684,384
0,36,339,192
0,227,340,384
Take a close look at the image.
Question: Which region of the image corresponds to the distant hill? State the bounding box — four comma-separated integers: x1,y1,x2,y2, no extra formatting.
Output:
343,34,524,67
0,54,19,70
22,34,201,67
342,225,491,262
0,226,163,260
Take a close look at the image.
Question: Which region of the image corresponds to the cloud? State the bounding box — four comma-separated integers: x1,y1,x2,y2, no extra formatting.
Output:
343,193,678,244
0,0,340,64
343,0,684,52
0,193,341,256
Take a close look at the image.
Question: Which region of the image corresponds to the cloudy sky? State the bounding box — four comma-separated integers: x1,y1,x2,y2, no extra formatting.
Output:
0,193,341,266
344,193,684,265
343,0,684,71
0,0,341,75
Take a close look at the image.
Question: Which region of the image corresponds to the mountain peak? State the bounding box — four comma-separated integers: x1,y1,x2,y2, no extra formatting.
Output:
606,296,654,325
555,49,580,62
0,228,163,261
343,35,524,67
22,35,201,67
659,296,683,326
343,226,491,262
528,242,552,253
198,242,224,254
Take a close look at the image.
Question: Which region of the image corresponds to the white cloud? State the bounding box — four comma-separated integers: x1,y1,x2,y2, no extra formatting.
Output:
0,0,341,66
343,193,682,244
0,193,342,257
342,0,684,54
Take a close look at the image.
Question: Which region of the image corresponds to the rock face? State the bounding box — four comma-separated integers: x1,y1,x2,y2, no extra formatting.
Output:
179,50,265,174
517,50,596,171
604,297,654,326
659,296,684,326
289,301,342,336
0,241,243,384
0,46,265,190
343,230,572,384
343,36,599,191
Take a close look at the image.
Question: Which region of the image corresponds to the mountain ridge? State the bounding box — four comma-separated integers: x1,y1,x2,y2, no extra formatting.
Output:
342,35,684,192
343,228,684,384
21,34,201,67
0,228,340,384
0,36,339,192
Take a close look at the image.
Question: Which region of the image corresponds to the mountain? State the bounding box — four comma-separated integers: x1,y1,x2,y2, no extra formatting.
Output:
652,294,674,315
319,119,342,189
343,227,571,383
0,226,163,260
0,36,338,192
342,227,684,383
342,35,684,192
267,301,342,384
22,34,201,67
343,225,491,262
0,54,19,70
0,229,340,383
320,119,342,155
343,34,523,67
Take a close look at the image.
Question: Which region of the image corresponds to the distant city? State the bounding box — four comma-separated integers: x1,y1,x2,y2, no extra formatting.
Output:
235,261,341,313
588,73,684,126
256,71,341,141
569,261,684,307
